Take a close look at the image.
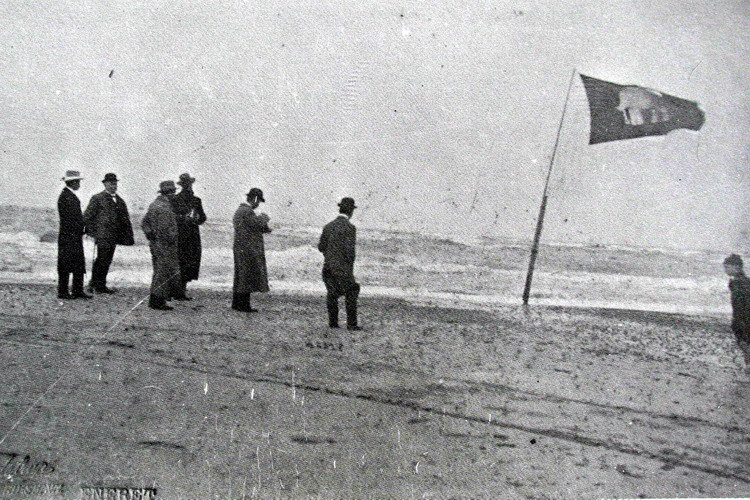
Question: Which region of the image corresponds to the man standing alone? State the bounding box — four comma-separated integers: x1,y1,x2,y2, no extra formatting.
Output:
318,197,361,330
142,181,181,311
57,170,91,299
83,173,134,293
724,254,750,373
171,173,207,300
232,188,271,312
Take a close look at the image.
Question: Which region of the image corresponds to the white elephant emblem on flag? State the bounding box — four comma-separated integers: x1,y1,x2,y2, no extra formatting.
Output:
617,87,671,126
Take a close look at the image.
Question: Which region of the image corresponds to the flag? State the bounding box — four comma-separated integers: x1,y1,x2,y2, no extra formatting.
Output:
580,74,705,145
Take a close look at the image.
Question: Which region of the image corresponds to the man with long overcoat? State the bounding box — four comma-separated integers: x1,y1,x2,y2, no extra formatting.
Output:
83,172,134,293
170,173,207,300
57,170,91,299
232,188,271,312
142,181,181,311
724,253,750,373
318,197,361,330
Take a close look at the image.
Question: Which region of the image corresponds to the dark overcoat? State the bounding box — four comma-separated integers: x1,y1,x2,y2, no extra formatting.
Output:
318,215,358,295
83,191,135,246
730,273,750,343
232,203,270,294
142,195,180,299
57,188,86,274
170,189,207,282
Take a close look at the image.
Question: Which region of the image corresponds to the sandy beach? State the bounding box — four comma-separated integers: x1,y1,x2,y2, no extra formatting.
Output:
0,282,748,498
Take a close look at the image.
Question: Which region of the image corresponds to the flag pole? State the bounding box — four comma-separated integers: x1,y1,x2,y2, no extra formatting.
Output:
522,68,577,306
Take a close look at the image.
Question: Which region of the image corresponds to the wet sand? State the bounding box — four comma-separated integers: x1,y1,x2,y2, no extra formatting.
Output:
0,283,748,498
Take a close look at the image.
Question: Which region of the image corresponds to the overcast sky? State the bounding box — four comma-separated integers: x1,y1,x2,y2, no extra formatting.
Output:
1,0,748,250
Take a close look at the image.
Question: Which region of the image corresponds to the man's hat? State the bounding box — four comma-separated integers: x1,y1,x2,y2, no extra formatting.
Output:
102,173,118,183
61,170,83,182
338,197,357,210
158,180,177,194
177,173,196,186
724,254,744,267
247,187,265,202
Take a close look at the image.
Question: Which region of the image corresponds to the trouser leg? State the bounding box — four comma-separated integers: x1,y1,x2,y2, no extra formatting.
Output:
92,244,116,289
232,292,250,311
738,339,750,369
327,293,339,327
58,271,70,296
174,277,187,298
344,284,360,327
71,273,85,295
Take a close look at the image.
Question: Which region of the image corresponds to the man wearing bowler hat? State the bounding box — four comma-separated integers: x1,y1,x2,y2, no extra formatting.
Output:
56,170,91,299
170,173,207,300
83,173,134,293
142,181,181,310
232,188,271,312
318,197,361,330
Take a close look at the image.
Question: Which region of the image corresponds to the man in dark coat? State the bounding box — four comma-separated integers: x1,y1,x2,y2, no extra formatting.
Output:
83,173,134,293
170,173,207,300
57,170,91,300
232,188,271,312
724,254,750,372
318,197,361,330
142,181,181,311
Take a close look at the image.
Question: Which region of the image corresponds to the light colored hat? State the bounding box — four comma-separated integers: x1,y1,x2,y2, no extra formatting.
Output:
61,170,84,182
158,180,177,193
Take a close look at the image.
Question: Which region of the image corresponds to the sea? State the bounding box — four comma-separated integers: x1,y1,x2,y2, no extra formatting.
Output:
0,204,733,316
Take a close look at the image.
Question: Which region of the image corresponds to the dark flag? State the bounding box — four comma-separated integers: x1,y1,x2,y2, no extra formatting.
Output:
580,74,705,145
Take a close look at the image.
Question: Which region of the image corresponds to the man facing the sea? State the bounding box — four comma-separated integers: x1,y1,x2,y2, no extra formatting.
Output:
170,173,207,300
723,254,750,372
231,188,271,312
56,170,91,300
83,173,134,293
142,181,181,311
318,197,361,331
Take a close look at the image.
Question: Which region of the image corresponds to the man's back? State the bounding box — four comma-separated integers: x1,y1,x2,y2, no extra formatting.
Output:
318,216,356,277
142,196,177,246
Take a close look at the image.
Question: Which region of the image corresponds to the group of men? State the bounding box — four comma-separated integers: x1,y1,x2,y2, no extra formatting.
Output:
56,170,361,329
57,171,205,306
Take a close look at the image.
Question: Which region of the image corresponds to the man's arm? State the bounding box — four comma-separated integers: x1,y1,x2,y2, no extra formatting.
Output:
346,225,356,264
318,225,329,253
83,195,99,237
141,209,154,241
194,198,207,225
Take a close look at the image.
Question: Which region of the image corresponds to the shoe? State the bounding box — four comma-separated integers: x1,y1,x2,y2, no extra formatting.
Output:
231,305,250,312
72,292,93,299
329,324,340,329
57,292,74,300
248,307,259,313
347,325,362,331
173,295,193,301
95,287,117,294
149,303,173,310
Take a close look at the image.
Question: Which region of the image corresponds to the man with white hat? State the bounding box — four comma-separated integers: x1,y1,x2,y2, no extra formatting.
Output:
142,181,181,310
57,170,91,299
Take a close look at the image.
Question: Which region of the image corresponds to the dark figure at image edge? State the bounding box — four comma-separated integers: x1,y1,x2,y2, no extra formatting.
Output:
56,170,91,299
142,181,181,310
232,188,271,312
83,173,134,293
170,173,207,300
724,253,750,372
318,197,361,330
